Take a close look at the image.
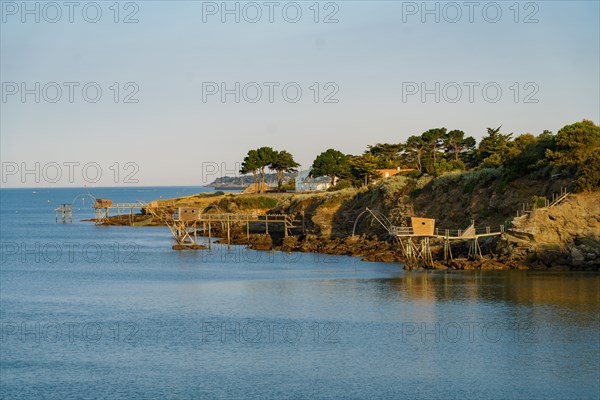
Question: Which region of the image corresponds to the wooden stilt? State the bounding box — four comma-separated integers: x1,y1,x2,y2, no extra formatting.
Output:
193,222,197,246
246,217,250,243
208,219,212,249
55,204,72,224
227,215,231,250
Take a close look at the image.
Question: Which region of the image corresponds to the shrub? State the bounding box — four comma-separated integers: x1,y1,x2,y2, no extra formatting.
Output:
575,151,600,191
217,196,279,210
530,195,547,209
410,188,422,198
463,182,475,194
375,176,410,197
405,170,423,179
461,168,502,187
433,159,465,176
415,175,433,189
327,178,354,191
499,176,510,192
431,170,462,192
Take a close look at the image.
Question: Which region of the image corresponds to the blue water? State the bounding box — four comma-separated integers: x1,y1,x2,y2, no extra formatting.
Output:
1,187,599,399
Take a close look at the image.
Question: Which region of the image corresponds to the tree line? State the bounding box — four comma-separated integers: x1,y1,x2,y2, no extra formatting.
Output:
239,120,600,192
240,148,299,192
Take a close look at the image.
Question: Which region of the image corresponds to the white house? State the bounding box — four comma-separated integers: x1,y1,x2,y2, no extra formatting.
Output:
295,170,331,192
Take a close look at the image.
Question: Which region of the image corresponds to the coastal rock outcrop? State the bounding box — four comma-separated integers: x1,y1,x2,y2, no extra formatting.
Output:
506,192,600,270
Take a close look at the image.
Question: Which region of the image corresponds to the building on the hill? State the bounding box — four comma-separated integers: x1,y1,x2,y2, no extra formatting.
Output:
375,167,415,179
295,170,331,192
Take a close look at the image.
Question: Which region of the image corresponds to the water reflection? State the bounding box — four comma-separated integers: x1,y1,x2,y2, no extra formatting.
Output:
378,271,600,309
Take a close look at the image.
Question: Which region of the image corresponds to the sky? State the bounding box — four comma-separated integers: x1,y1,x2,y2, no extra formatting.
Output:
1,0,599,187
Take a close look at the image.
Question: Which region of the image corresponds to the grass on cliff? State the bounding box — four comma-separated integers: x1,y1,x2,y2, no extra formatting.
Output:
431,168,503,194
214,195,281,212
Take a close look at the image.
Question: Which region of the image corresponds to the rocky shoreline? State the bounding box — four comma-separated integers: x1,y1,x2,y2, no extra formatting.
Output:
98,217,593,271
98,179,599,271
209,232,552,271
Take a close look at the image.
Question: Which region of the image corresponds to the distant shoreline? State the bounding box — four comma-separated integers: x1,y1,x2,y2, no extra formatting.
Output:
207,184,247,190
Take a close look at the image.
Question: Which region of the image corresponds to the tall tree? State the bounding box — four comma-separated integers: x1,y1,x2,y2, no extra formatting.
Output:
476,126,513,167
269,150,300,192
546,120,600,191
255,147,275,192
366,143,403,167
546,120,600,166
404,135,426,172
310,149,349,186
349,153,382,186
444,130,476,161
421,128,447,172
240,147,275,193
240,150,260,190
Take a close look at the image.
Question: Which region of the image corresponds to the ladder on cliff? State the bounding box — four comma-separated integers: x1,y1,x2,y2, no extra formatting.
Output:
548,187,570,207
516,187,570,217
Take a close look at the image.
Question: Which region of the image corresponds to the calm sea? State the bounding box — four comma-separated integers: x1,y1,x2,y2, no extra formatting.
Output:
1,187,599,399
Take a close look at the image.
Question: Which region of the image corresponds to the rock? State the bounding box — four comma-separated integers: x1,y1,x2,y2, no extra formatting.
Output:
432,262,448,270
247,234,273,250
480,259,510,270
280,236,300,252
364,251,397,263
172,244,207,250
570,247,585,266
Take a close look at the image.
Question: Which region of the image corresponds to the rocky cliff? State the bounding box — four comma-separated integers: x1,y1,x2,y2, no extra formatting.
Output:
506,192,600,269
268,172,599,270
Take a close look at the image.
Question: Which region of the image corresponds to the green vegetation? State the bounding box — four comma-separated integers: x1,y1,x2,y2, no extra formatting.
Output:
445,130,476,162
530,195,547,209
327,178,354,191
237,120,600,193
240,149,261,191
372,175,411,200
309,149,350,185
476,126,513,168
210,173,293,187
240,147,299,193
216,195,279,211
348,153,382,186
192,191,224,198
269,150,300,192
367,143,403,166
281,178,295,191
546,120,600,191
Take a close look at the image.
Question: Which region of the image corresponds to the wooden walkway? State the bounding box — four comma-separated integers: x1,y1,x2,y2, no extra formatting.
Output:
354,208,506,266
93,202,147,223
147,207,300,249
389,225,505,240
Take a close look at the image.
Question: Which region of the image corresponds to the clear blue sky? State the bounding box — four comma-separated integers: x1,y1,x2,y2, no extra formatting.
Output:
1,1,599,187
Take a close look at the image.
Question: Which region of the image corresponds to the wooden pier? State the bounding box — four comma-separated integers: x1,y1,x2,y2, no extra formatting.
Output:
353,208,506,267
92,199,147,224
147,206,299,250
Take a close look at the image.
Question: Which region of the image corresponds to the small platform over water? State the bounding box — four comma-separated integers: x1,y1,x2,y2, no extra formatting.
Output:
54,204,72,223
146,206,299,250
